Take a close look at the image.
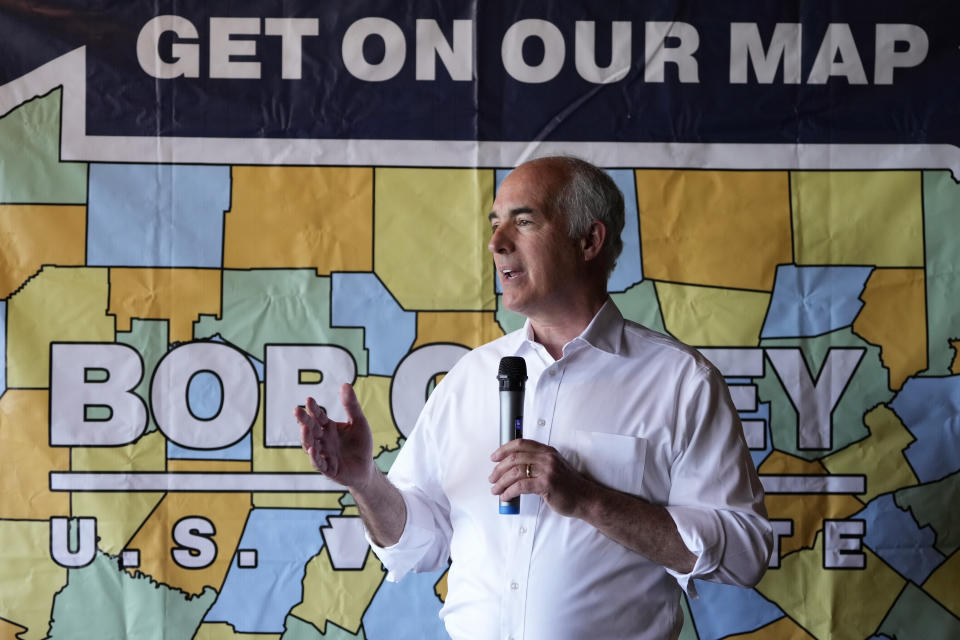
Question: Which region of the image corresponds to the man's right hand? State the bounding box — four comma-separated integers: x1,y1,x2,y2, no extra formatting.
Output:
296,382,407,547
296,383,376,492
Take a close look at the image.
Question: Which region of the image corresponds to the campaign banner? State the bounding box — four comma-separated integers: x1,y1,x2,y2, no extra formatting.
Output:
3,0,960,167
0,1,958,639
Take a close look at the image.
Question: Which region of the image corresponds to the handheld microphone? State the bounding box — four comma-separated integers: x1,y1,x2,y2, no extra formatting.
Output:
498,356,527,514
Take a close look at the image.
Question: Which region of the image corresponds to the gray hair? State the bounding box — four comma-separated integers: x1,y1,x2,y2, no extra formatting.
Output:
547,156,625,279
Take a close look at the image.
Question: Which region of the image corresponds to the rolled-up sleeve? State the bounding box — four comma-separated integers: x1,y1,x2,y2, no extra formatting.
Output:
368,484,452,581
664,364,773,596
365,390,453,581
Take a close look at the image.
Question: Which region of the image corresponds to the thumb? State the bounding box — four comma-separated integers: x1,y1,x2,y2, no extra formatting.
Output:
340,382,366,425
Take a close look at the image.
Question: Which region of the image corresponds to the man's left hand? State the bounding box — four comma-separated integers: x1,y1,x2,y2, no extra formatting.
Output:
489,439,597,518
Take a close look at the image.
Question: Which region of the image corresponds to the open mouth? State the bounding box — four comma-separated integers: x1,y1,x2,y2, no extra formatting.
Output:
501,268,521,280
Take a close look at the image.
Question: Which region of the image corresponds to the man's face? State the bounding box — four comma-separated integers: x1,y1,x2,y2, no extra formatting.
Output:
488,161,585,319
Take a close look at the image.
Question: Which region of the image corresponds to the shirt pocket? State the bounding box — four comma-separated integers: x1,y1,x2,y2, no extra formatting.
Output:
573,430,648,496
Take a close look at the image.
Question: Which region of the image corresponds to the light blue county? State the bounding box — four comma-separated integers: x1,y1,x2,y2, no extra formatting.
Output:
855,493,945,585
687,580,784,640
87,164,230,267
331,273,415,376
889,375,960,483
605,169,643,292
492,167,644,294
204,508,338,633
362,566,448,640
761,265,872,338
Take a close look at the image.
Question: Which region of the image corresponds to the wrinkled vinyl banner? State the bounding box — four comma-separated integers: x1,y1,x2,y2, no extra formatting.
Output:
1,1,959,638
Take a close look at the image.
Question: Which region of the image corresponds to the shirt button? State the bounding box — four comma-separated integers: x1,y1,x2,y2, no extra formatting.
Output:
519,526,527,535
549,369,557,376
510,581,519,590
537,419,545,426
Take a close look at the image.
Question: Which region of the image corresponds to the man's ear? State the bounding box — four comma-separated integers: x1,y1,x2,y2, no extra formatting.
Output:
580,220,607,262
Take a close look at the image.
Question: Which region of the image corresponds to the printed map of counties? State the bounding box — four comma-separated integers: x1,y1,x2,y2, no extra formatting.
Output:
1,89,959,640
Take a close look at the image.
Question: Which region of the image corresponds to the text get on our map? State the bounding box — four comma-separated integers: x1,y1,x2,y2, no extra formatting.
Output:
138,16,928,86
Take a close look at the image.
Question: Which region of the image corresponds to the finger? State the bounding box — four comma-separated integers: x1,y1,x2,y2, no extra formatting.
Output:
298,405,337,459
296,406,318,450
306,397,328,423
494,475,538,501
490,438,550,462
301,416,331,463
295,404,314,427
490,462,525,494
340,382,366,425
299,412,309,450
487,452,538,483
499,481,526,502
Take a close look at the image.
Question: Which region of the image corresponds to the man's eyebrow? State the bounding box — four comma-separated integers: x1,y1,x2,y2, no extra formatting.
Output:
488,206,534,222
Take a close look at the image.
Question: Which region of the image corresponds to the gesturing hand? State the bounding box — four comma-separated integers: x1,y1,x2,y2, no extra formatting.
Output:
489,439,598,518
296,383,375,491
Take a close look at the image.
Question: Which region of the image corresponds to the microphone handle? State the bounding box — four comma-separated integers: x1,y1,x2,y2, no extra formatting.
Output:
499,388,523,514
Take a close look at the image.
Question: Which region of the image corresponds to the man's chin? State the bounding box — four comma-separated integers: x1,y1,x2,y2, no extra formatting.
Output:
500,294,528,317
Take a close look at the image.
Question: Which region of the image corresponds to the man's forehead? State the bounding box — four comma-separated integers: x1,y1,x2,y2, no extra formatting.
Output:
490,161,565,216
505,159,567,189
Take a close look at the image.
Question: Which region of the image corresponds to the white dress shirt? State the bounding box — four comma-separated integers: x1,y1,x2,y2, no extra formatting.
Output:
370,300,772,640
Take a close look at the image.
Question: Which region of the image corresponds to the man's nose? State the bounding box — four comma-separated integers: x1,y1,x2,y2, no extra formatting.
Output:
488,225,514,254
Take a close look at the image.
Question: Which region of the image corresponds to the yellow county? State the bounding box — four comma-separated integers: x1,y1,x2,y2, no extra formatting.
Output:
636,170,791,291
375,168,495,311
792,171,923,266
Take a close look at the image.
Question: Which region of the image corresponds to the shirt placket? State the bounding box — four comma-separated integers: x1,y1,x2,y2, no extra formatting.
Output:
500,512,531,640
500,354,564,640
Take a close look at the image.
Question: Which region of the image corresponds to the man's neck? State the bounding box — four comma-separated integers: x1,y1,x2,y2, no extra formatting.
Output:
529,293,610,361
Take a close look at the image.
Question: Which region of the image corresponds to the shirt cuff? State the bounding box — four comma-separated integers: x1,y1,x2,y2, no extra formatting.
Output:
663,505,725,598
365,488,440,582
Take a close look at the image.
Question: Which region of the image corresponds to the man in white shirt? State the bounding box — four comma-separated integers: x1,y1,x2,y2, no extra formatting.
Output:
297,156,773,639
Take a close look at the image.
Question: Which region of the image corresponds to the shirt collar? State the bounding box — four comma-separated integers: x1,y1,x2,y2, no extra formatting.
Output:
511,298,624,357
576,298,624,355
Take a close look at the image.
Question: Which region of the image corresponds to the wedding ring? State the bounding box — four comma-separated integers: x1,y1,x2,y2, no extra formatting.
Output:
525,463,532,478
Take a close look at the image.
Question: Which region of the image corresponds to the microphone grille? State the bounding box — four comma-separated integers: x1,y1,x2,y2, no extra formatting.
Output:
498,356,527,379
